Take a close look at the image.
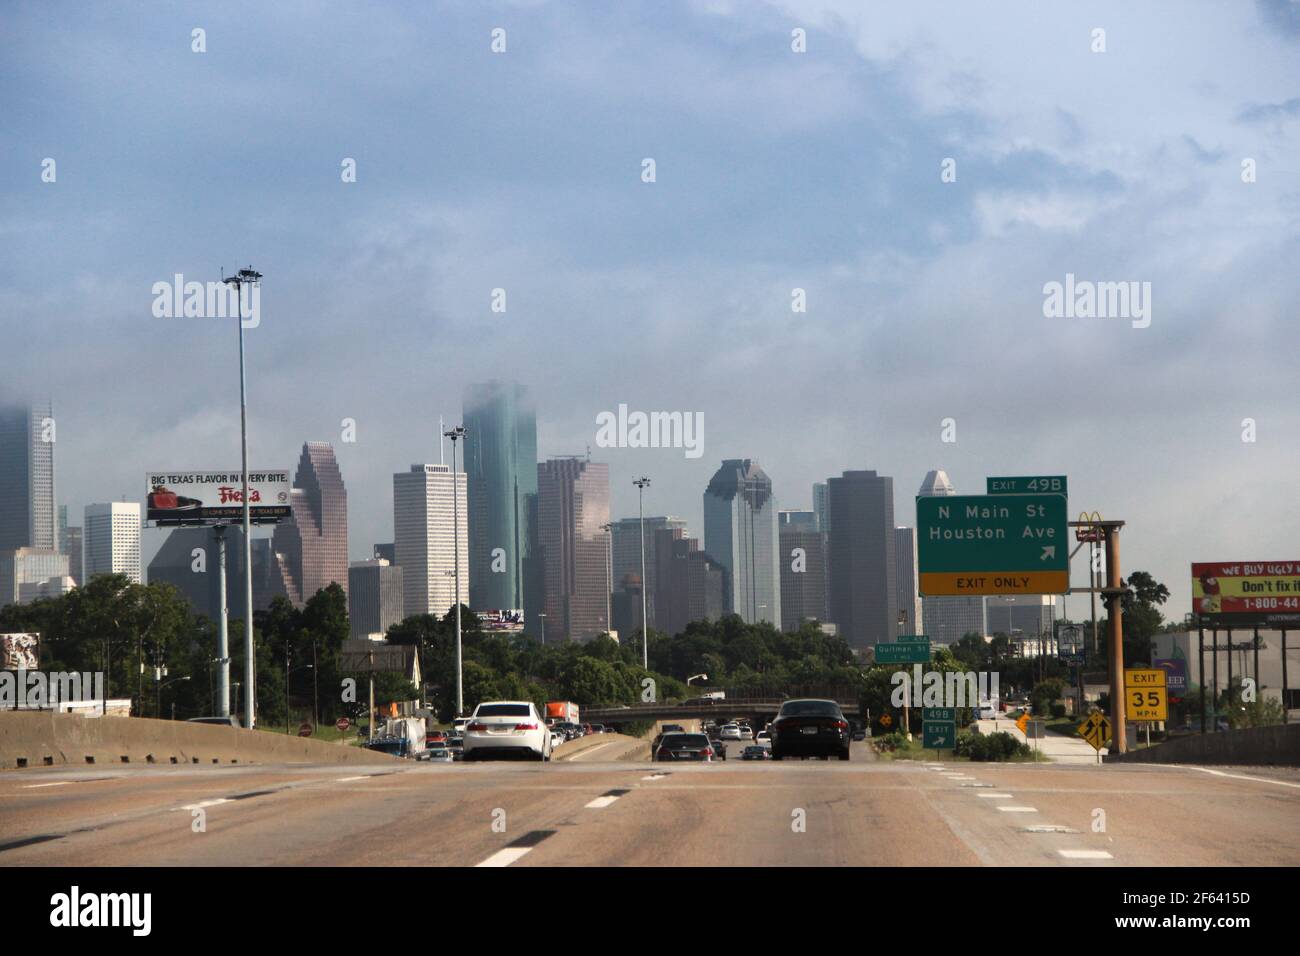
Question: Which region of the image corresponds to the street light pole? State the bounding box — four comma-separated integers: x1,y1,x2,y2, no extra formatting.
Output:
224,266,262,730
444,425,467,717
600,522,613,636
634,477,651,669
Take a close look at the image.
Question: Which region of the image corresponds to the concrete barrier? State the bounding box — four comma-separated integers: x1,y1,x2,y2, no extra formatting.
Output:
0,711,402,770
553,732,647,762
1104,722,1300,767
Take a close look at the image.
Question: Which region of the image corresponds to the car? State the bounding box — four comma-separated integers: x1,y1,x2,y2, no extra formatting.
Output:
426,730,448,746
740,745,771,760
977,701,998,720
738,726,754,740
719,723,742,740
709,738,728,760
755,730,771,744
462,701,553,762
768,699,852,761
445,737,464,760
590,723,607,734
426,743,454,763
662,724,686,733
452,716,472,733
654,732,715,762
549,729,566,750
851,725,867,741
187,715,242,728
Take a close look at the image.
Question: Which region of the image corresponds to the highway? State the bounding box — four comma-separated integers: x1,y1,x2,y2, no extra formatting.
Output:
3,743,1298,867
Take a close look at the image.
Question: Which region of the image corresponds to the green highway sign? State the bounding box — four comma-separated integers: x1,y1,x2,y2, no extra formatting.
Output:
874,641,931,664
922,707,956,722
897,634,928,643
986,475,1068,496
923,721,956,749
917,492,1069,596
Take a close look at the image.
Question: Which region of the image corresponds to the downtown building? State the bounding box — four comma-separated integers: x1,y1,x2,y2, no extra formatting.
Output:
779,510,828,632
537,457,610,642
58,505,82,586
147,526,285,621
653,528,727,638
393,463,467,619
703,459,781,626
0,400,65,604
83,502,142,584
348,558,405,639
827,470,897,650
895,526,923,634
917,469,986,644
986,595,1057,645
271,442,349,608
463,382,538,619
610,515,687,629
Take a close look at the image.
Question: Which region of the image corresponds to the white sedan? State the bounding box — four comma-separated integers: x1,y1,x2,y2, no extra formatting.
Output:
720,724,742,740
463,701,554,762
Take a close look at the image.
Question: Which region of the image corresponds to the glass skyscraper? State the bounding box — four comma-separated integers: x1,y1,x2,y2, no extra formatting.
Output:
0,400,56,553
703,459,781,626
463,382,538,616
271,442,349,607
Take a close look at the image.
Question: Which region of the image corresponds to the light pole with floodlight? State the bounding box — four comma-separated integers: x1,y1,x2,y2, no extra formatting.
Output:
444,424,467,716
633,477,651,669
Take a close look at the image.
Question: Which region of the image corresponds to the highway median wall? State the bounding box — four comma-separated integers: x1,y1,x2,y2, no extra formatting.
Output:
0,711,403,770
1103,722,1300,767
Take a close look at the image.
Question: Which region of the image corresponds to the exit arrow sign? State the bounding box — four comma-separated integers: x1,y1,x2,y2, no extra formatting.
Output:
917,493,1068,596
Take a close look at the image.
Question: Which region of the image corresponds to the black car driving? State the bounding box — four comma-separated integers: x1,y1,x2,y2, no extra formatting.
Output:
769,698,851,761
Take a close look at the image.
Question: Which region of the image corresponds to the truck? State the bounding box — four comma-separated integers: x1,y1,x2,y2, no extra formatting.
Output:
700,691,726,701
545,701,580,726
364,716,427,758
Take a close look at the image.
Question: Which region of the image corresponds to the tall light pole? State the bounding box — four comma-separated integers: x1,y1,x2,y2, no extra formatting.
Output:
633,477,651,669
444,424,467,716
600,522,613,637
224,266,261,729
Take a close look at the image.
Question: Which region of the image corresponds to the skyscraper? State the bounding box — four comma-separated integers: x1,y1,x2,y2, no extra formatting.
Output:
537,457,610,642
0,548,69,605
894,526,923,634
348,558,405,638
812,483,829,535
703,459,781,626
271,442,348,607
917,469,985,644
463,382,538,615
83,502,142,584
393,463,467,619
147,526,285,620
610,515,687,627
58,505,83,586
827,470,896,649
779,520,828,632
0,400,56,552
653,529,727,638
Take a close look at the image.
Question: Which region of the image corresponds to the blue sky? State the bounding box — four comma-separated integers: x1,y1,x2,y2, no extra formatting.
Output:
3,0,1298,617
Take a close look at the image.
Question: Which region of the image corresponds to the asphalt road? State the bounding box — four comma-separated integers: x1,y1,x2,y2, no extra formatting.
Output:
3,742,1298,866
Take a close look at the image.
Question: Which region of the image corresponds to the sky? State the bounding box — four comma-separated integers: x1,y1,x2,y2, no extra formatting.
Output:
3,0,1298,620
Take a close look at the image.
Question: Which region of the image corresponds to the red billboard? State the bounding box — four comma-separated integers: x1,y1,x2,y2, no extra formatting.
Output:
1192,562,1300,627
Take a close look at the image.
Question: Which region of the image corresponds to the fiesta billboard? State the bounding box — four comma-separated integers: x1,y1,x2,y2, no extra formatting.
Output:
1191,561,1300,627
146,470,291,526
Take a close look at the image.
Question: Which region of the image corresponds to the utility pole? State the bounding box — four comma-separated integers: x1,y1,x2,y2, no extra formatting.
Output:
600,523,613,637
634,477,651,669
444,424,467,716
214,525,230,717
223,266,262,730
1103,521,1127,754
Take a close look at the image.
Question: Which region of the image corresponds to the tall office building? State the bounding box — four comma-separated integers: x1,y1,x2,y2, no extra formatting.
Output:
812,483,829,535
83,502,141,584
537,457,610,642
917,469,985,644
653,529,727,638
986,595,1056,642
393,463,467,619
703,459,781,626
894,526,923,634
0,400,56,552
58,505,83,586
827,470,897,649
348,558,406,638
610,515,687,628
779,521,828,631
147,526,285,620
463,382,538,616
271,442,349,608
373,542,396,563
0,548,69,606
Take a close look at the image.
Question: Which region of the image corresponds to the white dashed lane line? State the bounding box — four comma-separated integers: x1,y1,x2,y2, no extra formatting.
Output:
995,806,1038,813
178,798,231,812
976,792,1014,799
476,847,534,867
22,781,72,789
1058,849,1113,860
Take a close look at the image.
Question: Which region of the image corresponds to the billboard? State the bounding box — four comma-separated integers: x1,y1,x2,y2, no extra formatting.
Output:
478,609,525,633
146,470,291,526
1,633,40,670
1192,562,1300,627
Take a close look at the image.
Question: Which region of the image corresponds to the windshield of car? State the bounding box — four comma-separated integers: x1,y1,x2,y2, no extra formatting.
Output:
778,700,842,718
475,704,531,717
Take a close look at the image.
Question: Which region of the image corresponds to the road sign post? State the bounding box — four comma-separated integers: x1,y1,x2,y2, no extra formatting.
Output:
875,641,931,664
917,492,1068,596
1077,712,1112,763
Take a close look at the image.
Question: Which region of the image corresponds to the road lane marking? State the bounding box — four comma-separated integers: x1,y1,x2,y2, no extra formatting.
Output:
178,798,231,811
475,829,555,867
336,775,373,782
585,795,619,808
1181,767,1300,790
995,806,1038,812
960,783,993,788
976,793,1014,798
1058,849,1112,859
22,781,72,789
642,774,667,780
1021,825,1078,833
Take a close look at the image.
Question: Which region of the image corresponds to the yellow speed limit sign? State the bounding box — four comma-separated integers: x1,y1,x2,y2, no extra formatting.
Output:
1124,668,1168,721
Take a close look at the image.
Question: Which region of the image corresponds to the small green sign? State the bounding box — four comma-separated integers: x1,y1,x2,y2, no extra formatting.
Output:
922,707,956,722
986,475,1068,496
923,721,956,749
897,633,928,643
875,641,930,664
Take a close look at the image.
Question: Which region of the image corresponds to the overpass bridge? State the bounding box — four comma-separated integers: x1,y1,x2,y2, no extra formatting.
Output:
584,696,860,730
